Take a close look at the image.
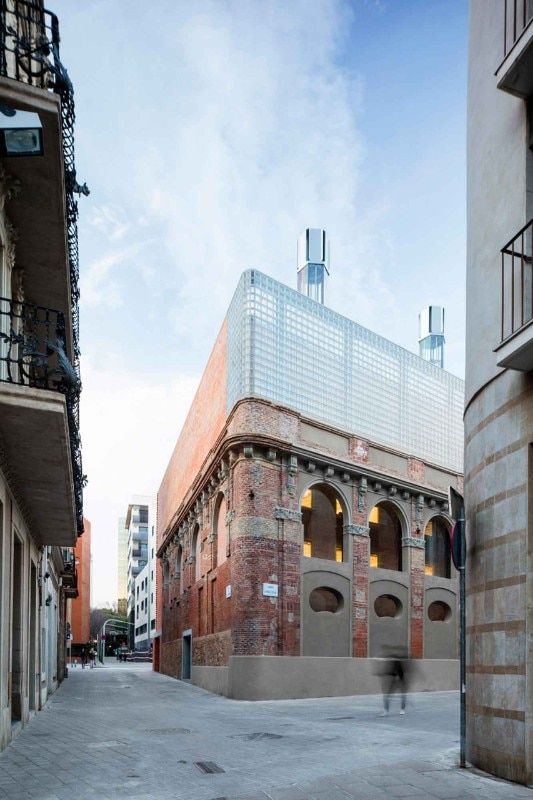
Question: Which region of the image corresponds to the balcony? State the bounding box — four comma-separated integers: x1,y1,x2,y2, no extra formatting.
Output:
0,1,85,534
60,560,78,598
497,0,533,97
495,219,533,370
0,296,82,544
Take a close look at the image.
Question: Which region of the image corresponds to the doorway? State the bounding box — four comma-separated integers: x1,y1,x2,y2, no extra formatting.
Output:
11,536,23,722
182,630,192,680
29,562,37,711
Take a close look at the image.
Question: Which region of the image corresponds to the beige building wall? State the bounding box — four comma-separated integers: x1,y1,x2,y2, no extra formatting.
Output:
466,0,533,784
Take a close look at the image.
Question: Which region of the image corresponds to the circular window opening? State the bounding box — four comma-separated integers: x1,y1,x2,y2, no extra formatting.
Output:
374,594,402,618
309,587,344,613
428,601,452,622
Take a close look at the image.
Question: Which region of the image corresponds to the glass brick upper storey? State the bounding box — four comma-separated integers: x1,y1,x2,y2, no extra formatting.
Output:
227,270,464,473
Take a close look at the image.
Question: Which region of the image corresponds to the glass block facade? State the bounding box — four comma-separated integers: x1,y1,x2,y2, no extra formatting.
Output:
227,270,464,472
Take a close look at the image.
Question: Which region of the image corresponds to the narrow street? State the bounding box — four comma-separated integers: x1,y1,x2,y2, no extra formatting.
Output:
0,665,532,800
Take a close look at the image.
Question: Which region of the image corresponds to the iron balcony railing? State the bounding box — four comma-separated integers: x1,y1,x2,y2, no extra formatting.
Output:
0,0,86,533
504,0,533,58
0,296,84,531
500,218,533,342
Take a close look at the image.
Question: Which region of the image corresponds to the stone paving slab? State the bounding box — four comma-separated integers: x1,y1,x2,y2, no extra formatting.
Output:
0,664,531,800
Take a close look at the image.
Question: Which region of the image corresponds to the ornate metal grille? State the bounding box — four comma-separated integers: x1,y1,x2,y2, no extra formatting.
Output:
0,0,86,533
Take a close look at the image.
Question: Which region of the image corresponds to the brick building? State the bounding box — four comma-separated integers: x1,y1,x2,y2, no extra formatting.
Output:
69,518,91,647
157,245,464,699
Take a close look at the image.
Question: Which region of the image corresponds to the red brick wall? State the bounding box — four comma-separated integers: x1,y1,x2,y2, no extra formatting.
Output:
157,320,228,545
71,517,91,644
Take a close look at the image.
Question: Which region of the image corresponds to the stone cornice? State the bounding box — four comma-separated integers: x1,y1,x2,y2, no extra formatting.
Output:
274,507,302,523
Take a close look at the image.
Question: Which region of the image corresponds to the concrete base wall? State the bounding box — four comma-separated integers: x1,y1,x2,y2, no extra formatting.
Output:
191,665,229,696
183,656,459,700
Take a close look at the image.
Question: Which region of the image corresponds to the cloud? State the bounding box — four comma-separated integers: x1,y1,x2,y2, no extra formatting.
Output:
81,354,199,606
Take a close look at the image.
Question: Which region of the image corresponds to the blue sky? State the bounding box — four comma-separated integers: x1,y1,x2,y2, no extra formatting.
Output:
51,0,468,604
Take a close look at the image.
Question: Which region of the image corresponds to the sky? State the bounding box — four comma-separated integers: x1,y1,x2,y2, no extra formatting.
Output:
51,0,468,606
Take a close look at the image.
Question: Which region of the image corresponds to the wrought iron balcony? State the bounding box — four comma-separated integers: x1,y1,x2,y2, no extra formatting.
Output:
0,0,86,533
496,218,533,370
0,296,84,527
60,560,77,590
498,0,533,97
504,0,533,57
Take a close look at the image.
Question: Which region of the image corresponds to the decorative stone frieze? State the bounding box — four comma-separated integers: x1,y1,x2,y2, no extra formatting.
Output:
373,481,382,492
402,536,425,549
306,461,316,473
266,448,277,462
324,466,334,479
340,472,350,483
243,445,254,458
389,485,397,496
402,490,410,501
345,524,370,537
274,507,302,523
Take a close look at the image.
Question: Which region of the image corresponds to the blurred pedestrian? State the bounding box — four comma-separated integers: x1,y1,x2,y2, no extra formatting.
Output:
377,646,410,715
80,648,87,669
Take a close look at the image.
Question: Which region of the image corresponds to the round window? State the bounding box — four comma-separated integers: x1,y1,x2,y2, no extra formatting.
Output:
428,600,452,622
374,594,402,618
309,587,344,613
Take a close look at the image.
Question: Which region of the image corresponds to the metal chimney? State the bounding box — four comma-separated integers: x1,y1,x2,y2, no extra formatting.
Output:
419,306,445,368
297,228,330,304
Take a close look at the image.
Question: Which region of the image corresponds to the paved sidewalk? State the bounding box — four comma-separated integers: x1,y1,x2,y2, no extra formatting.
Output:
0,666,531,800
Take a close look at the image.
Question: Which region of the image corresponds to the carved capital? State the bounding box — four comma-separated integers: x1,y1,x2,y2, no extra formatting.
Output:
402,536,425,549
274,507,302,523
345,524,370,537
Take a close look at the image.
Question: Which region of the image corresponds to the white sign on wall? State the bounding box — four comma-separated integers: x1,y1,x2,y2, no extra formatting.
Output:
262,583,279,598
225,584,232,598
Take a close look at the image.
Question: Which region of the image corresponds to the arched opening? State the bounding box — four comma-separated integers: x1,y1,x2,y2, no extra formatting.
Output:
301,484,345,562
309,586,344,613
428,600,452,622
369,502,403,571
213,493,227,567
191,524,201,582
424,517,451,578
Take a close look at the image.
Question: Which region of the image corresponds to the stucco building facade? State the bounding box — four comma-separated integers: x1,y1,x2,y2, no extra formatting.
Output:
465,0,533,785
157,268,464,699
0,2,85,749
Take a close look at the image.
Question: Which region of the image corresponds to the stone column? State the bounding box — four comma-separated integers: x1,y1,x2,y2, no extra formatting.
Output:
406,494,426,658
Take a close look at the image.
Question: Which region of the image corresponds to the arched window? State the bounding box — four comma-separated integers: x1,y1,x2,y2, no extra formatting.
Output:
301,484,345,562
213,493,227,567
191,524,201,582
369,502,403,571
425,517,451,578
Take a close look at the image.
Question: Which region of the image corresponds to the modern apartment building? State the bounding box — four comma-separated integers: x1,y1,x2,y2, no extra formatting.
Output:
0,1,85,750
466,0,533,785
157,234,464,699
124,497,156,651
117,516,128,616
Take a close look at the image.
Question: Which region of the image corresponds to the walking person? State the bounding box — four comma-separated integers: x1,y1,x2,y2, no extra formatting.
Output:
376,646,410,715
80,647,87,669
89,647,96,668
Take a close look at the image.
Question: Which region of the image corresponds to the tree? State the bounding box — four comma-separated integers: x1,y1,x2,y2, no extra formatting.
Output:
90,606,127,639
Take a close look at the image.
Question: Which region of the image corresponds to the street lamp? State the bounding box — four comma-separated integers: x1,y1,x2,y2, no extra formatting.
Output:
0,104,43,157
